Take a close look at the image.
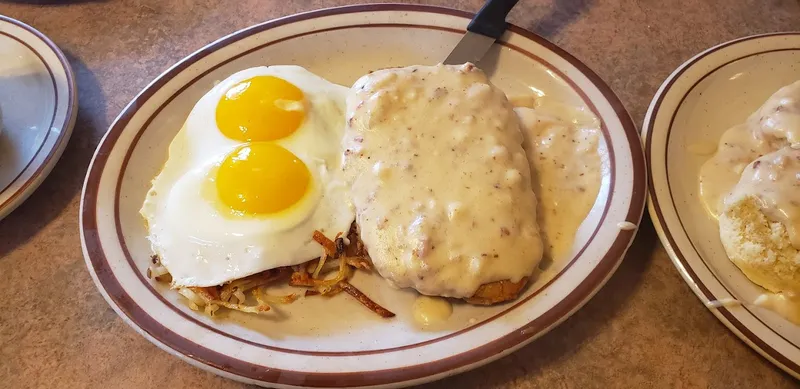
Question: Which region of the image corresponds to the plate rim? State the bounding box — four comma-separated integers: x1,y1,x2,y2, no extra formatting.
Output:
80,3,646,387
0,15,77,220
643,32,800,379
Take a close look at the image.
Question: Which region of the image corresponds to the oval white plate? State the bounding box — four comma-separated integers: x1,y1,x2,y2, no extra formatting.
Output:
0,15,76,220
644,33,800,378
81,4,645,388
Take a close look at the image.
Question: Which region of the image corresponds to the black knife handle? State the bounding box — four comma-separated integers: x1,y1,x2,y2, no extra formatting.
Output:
467,0,520,39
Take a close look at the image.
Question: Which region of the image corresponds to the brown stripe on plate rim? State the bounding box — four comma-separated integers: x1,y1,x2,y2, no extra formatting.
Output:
81,3,645,386
111,24,615,356
644,33,800,375
0,17,76,212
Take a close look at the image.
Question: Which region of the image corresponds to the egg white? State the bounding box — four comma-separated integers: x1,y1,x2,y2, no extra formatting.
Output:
140,66,354,287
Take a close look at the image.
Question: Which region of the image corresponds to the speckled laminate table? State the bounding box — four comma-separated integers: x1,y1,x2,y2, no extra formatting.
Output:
1,1,799,388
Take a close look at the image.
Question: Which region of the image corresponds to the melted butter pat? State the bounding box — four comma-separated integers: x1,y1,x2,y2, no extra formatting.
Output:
755,293,800,324
699,81,800,219
412,295,453,326
725,147,800,249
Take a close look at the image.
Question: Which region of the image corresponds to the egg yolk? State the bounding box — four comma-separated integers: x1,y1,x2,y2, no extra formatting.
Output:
216,76,305,142
216,143,310,215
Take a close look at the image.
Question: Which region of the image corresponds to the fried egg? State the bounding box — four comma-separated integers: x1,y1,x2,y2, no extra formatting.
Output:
140,66,354,287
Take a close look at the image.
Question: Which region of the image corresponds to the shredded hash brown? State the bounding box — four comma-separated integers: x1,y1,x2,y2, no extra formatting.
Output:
148,224,395,318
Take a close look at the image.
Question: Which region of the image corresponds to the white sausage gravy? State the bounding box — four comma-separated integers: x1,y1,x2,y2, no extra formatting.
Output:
342,63,543,299
514,104,603,260
699,81,800,219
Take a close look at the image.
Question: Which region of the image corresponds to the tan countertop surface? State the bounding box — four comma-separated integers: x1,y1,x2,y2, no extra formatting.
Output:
1,0,799,388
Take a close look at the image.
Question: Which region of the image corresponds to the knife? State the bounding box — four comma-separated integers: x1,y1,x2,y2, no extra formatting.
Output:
443,0,520,65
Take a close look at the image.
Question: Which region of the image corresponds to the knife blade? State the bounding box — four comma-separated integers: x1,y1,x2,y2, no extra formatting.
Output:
443,0,520,65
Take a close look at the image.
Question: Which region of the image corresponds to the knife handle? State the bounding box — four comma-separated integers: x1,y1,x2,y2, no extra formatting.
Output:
467,0,519,39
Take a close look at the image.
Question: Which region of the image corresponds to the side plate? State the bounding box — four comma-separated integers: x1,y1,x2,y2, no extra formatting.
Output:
644,32,800,379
